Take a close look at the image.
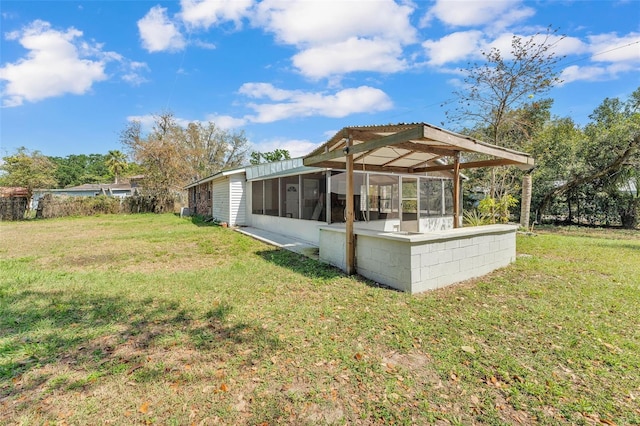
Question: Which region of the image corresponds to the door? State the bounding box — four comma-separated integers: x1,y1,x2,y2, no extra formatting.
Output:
400,177,418,232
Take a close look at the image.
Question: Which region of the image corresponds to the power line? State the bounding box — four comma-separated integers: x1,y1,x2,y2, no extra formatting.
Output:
165,31,192,111
380,39,640,124
561,39,640,67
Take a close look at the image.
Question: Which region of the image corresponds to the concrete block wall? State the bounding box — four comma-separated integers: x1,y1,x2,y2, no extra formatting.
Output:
319,225,517,294
410,229,516,293
319,228,346,271
356,235,412,292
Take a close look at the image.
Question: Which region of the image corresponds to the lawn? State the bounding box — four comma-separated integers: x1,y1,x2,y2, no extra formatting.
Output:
1,214,638,425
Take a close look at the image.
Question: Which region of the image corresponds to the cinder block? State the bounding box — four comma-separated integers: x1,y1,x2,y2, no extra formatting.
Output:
444,240,460,250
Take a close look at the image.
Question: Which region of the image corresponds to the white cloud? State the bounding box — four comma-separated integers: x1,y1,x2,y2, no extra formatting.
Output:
422,30,586,67
205,113,248,129
238,82,294,101
127,114,160,131
555,33,640,84
587,32,640,63
121,61,150,86
421,0,534,30
138,6,186,52
252,0,415,78
560,62,637,85
293,37,407,79
192,39,216,49
254,0,415,46
180,0,253,29
0,20,110,107
238,83,393,123
489,33,586,59
559,65,608,85
422,31,484,66
251,138,319,158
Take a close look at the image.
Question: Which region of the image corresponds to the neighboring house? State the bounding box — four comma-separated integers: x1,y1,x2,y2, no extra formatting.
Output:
32,183,138,210
0,187,29,198
186,123,535,293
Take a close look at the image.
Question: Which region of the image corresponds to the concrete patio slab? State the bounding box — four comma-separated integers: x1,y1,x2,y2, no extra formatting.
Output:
234,226,319,260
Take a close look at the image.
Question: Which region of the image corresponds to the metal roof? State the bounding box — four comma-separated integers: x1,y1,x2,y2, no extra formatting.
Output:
304,122,534,173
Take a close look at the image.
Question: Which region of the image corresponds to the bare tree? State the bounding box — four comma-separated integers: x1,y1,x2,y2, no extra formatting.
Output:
450,26,565,199
120,112,249,204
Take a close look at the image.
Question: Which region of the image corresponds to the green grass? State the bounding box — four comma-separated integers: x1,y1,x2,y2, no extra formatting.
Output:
1,214,638,425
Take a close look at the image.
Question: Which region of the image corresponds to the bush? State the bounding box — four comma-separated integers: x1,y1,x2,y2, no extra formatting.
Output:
463,209,490,226
478,195,518,224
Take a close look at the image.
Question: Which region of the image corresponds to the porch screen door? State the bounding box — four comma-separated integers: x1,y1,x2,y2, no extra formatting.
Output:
400,177,418,232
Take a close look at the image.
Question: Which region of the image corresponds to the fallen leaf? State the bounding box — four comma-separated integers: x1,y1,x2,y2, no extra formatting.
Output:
470,395,480,406
461,345,476,354
127,364,144,375
139,401,149,414
354,352,363,361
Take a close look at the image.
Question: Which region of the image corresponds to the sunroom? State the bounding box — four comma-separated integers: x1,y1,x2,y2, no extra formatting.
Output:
188,122,534,293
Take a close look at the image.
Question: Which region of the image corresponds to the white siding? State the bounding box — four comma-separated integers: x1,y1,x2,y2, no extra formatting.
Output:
212,178,229,224
230,175,246,226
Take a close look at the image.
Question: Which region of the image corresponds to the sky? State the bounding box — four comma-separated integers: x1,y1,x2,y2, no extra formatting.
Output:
1,0,639,160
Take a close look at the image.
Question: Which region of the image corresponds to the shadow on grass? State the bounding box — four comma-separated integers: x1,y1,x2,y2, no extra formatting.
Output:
0,288,280,397
256,248,344,281
255,248,397,292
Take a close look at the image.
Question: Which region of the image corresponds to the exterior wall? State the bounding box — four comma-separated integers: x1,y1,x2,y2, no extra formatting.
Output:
192,182,212,216
352,216,454,233
251,214,322,245
229,176,246,226
212,178,230,223
319,224,517,294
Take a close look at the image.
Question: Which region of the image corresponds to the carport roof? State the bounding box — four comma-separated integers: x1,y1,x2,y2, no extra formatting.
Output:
303,122,534,173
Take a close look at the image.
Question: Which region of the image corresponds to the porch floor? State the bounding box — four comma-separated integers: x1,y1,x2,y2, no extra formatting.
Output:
234,227,319,260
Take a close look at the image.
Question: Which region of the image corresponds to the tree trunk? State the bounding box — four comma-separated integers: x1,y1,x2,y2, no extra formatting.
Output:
520,174,532,228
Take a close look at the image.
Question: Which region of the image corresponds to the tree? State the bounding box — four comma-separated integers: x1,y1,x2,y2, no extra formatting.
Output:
120,112,249,204
183,121,249,180
529,116,584,223
0,147,57,209
50,154,111,187
450,26,565,200
249,149,291,165
105,150,128,184
537,88,640,228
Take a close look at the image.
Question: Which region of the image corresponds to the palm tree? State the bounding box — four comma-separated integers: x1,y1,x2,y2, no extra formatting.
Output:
105,150,128,184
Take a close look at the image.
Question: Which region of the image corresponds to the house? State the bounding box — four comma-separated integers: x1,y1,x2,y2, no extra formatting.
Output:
31,183,138,210
186,123,535,293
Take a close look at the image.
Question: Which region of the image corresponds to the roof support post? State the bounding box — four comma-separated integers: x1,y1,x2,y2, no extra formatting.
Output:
453,152,461,228
520,173,533,229
345,135,355,275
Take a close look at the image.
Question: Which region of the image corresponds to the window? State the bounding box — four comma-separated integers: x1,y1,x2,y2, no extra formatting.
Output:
264,179,279,216
444,180,455,215
301,172,326,221
329,171,366,223
251,181,263,214
280,175,299,218
368,174,399,220
420,179,444,217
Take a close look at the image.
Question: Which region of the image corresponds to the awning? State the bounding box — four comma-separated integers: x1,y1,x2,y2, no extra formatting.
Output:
303,123,534,172
303,122,535,275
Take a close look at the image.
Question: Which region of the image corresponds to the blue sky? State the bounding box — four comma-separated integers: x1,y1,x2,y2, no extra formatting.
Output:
1,0,639,159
